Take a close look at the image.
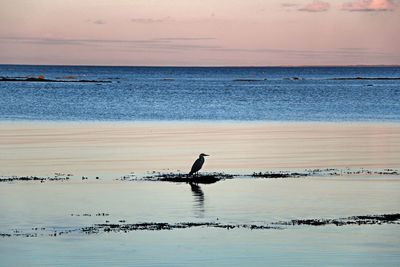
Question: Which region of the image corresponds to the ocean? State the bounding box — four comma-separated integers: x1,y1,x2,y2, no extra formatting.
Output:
0,65,399,122
1,65,400,267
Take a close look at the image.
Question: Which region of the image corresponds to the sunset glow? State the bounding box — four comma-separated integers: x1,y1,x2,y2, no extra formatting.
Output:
0,0,399,66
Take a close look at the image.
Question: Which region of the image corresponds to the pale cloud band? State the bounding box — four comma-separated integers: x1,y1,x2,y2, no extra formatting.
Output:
0,36,394,59
296,0,398,12
342,0,397,11
299,1,331,12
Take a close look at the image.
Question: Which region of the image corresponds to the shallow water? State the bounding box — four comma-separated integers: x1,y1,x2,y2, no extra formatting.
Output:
1,121,400,266
1,177,400,227
2,227,400,267
1,64,400,267
0,177,399,266
1,121,400,178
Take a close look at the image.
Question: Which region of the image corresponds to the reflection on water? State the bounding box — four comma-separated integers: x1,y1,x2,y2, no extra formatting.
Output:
1,122,400,178
0,178,400,266
189,183,205,218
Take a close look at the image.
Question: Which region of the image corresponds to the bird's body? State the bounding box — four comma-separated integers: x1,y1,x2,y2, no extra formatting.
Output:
189,153,209,176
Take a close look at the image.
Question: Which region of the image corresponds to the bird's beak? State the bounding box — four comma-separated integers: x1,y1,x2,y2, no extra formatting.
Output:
204,154,210,156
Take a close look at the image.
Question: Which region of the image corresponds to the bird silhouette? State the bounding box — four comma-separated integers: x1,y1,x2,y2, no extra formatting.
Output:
189,153,209,176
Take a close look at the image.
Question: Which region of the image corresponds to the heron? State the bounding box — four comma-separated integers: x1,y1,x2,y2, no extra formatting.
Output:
189,153,209,176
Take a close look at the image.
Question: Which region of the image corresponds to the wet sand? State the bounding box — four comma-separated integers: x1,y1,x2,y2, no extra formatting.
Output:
1,121,400,178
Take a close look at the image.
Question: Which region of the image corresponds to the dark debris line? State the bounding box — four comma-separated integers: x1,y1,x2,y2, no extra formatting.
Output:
80,213,400,234
0,176,70,183
1,168,399,183
1,213,399,238
81,222,278,234
273,214,400,226
118,168,400,183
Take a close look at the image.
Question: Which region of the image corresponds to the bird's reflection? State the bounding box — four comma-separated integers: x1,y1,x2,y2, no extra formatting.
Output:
189,182,205,218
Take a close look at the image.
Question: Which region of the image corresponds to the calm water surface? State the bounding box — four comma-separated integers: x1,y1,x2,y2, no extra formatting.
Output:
0,65,399,122
1,122,399,178
1,65,400,266
1,177,399,266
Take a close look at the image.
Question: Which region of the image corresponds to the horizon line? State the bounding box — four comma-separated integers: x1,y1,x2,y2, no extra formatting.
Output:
1,63,400,68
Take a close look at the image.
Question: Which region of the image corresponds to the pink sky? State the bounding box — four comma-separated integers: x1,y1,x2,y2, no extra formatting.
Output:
0,0,399,66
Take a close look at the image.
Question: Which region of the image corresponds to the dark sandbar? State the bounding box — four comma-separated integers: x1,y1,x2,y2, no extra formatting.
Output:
140,172,233,184
0,77,112,83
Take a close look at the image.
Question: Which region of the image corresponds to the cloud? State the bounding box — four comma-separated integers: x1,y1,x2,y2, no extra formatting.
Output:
341,0,396,11
93,19,106,25
281,3,299,8
86,19,106,25
298,1,330,12
131,17,171,24
0,36,219,51
2,36,398,63
156,37,215,41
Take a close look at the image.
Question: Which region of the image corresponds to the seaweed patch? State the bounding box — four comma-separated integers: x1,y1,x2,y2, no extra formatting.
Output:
274,213,400,226
1,213,399,238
